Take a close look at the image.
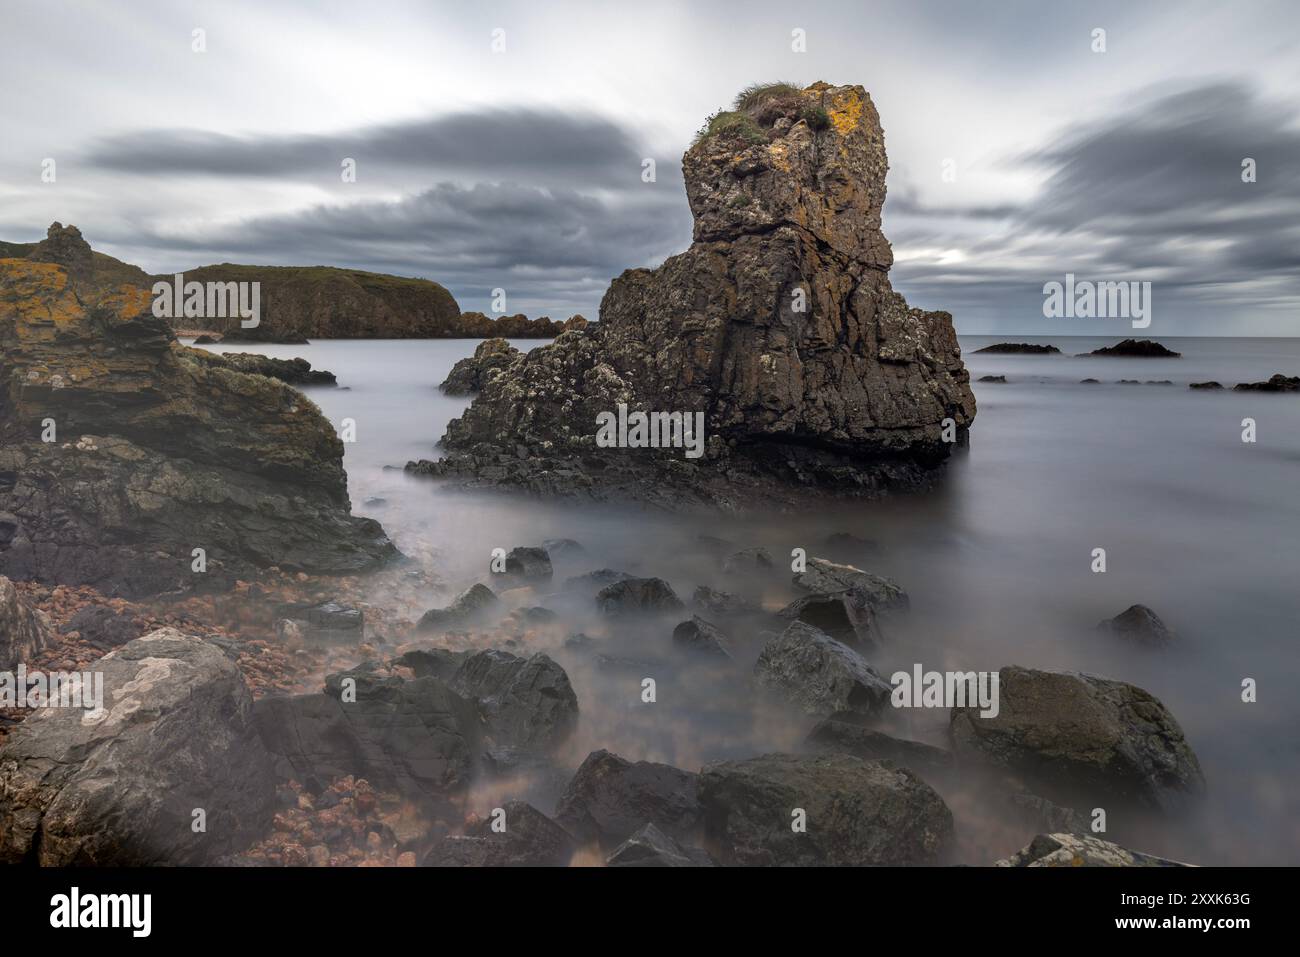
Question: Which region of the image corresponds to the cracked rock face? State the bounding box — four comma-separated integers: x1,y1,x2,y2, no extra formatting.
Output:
418,82,975,509
0,258,397,596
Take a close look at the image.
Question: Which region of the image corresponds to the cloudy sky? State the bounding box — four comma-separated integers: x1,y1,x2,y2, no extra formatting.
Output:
2,0,1298,334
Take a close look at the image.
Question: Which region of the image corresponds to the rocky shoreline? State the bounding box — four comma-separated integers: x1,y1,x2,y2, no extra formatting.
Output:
0,534,1207,867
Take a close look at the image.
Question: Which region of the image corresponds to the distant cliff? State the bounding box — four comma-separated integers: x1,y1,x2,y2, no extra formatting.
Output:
1,223,572,341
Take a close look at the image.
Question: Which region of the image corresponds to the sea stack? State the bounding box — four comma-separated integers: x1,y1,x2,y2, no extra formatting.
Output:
417,82,976,508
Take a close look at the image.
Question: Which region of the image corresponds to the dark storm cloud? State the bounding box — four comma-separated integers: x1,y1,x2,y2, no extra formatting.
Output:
86,109,669,188
85,107,692,315
125,179,692,316
888,81,1300,330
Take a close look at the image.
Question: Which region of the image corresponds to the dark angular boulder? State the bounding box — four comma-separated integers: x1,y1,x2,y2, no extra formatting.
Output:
253,669,480,801
950,666,1204,811
792,558,908,610
503,546,553,583
606,822,713,867
423,801,575,867
777,586,884,647
698,753,953,866
805,715,953,776
753,621,891,717
555,749,702,849
417,583,499,632
595,577,684,616
449,649,578,753
1097,604,1175,647
692,585,759,615
671,615,733,659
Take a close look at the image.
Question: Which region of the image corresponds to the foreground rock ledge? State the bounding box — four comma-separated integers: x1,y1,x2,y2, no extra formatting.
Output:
0,258,397,596
412,82,975,510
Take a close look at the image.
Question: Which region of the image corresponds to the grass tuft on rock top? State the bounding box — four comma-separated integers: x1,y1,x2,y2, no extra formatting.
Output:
733,82,803,112
694,110,767,146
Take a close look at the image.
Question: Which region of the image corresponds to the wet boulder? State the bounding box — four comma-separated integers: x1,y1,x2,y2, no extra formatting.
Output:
253,668,480,801
805,715,953,776
449,649,578,753
777,586,884,647
542,538,585,559
0,629,276,865
950,666,1204,811
699,753,954,866
722,546,774,574
793,558,908,611
564,568,633,593
753,621,892,717
416,583,499,632
1097,604,1175,647
606,823,714,867
692,585,760,615
555,749,702,849
671,616,733,659
503,546,553,583
595,577,685,616
423,801,575,867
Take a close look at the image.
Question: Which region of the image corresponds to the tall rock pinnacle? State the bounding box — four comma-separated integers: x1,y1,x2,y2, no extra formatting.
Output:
417,82,977,509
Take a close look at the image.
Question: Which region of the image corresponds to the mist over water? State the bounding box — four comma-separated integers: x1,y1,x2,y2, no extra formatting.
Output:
193,335,1300,865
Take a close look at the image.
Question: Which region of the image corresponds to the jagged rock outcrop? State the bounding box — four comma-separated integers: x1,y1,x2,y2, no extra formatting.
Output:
974,342,1060,355
448,312,569,339
950,666,1204,811
212,353,337,386
1082,339,1181,358
1234,373,1300,392
411,82,976,509
0,258,397,597
0,576,53,670
440,338,522,395
0,629,277,865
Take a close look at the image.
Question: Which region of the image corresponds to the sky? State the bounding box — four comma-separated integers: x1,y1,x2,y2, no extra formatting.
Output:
1,0,1298,335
